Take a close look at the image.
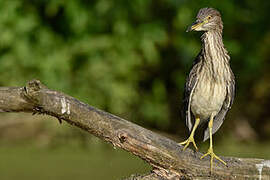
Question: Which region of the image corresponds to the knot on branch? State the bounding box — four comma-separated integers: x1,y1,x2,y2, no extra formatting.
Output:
26,79,47,92
23,79,47,104
117,131,129,143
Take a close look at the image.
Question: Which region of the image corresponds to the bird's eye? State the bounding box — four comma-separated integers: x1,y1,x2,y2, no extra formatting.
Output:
207,16,212,20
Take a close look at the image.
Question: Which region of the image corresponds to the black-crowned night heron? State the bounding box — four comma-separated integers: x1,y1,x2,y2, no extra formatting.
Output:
179,7,235,172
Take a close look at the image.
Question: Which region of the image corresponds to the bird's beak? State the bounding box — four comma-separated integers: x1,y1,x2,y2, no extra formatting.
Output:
186,20,203,32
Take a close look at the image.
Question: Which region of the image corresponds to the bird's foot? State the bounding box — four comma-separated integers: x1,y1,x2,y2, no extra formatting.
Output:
200,147,226,172
179,136,198,151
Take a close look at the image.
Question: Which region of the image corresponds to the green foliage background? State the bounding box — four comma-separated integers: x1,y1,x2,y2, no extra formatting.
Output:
0,0,270,179
0,0,270,143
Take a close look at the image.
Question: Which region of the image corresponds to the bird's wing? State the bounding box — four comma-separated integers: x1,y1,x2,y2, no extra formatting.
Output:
203,73,235,141
182,54,202,131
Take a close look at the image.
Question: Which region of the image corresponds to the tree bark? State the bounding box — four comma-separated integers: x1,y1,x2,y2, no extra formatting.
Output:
0,80,269,179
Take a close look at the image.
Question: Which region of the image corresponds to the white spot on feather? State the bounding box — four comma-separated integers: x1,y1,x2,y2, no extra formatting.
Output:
256,160,270,180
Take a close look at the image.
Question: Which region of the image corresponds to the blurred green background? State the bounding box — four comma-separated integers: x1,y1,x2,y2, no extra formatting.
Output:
0,0,270,179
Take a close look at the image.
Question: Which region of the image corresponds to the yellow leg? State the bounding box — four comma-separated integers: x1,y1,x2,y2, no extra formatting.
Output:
200,115,226,172
179,117,200,151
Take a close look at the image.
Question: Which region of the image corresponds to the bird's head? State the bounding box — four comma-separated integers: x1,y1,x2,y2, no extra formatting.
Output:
186,8,223,32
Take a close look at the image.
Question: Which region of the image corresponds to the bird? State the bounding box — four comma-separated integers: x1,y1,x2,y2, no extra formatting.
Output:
179,7,235,172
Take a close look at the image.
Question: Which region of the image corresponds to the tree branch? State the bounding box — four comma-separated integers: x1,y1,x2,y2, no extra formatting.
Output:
0,80,269,179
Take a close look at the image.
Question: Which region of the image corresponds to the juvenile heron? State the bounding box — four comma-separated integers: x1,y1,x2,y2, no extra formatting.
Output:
179,8,235,171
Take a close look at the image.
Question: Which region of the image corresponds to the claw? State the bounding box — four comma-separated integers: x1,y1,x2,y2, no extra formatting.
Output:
200,147,226,172
179,136,198,151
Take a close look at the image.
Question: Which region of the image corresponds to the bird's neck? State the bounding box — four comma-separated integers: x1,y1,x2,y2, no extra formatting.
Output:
200,30,230,79
201,30,229,63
